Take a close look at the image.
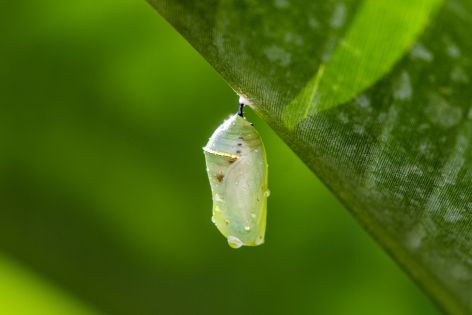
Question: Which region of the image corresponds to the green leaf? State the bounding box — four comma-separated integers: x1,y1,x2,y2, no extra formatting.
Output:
0,255,99,315
149,0,472,314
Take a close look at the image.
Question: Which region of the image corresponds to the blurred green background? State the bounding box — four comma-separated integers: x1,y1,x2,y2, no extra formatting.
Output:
0,1,441,314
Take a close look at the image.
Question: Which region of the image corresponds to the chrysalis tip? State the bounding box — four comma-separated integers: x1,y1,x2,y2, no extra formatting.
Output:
227,235,243,249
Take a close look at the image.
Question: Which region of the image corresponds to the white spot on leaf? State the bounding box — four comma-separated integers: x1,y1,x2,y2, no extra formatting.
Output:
411,43,433,62
322,36,337,62
444,207,463,223
406,224,425,249
450,66,469,83
274,0,289,9
425,92,462,128
447,43,461,58
353,124,365,135
450,263,471,280
330,3,346,29
393,71,412,101
284,32,304,46
264,45,292,66
337,111,349,124
356,94,371,109
308,16,320,29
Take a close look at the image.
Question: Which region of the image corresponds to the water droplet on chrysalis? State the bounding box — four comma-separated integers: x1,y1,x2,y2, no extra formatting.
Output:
227,236,243,249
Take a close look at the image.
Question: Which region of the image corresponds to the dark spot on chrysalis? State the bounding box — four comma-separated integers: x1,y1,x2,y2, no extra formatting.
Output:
236,150,241,154
228,159,235,164
215,174,224,182
239,136,244,140
237,143,242,146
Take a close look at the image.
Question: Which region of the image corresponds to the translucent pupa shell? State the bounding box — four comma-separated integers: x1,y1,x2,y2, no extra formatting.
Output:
203,114,268,248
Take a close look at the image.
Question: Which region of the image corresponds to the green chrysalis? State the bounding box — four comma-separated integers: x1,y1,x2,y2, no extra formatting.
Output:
203,99,269,248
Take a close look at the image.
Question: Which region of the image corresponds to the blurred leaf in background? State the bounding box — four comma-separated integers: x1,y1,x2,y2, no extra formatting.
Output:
0,0,444,314
0,254,99,315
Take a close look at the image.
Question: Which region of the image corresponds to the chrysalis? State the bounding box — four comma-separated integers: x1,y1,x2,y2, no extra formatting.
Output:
203,99,268,248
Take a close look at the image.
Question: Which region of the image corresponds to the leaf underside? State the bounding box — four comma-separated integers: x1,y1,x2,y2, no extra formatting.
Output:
149,0,472,314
